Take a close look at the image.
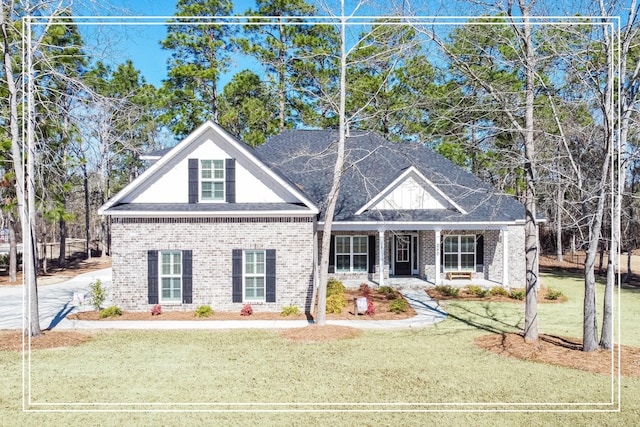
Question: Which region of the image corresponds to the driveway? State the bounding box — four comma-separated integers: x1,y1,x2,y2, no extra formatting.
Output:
0,268,112,330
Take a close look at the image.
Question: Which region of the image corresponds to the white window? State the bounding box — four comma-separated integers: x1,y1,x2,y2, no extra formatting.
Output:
244,250,265,301
335,236,368,273
200,159,224,201
443,235,475,271
160,251,182,302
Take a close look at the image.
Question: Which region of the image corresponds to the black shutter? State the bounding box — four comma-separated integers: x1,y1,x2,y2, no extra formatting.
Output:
225,158,236,203
148,250,158,304
265,249,276,302
476,234,484,272
188,159,199,203
368,235,376,274
328,235,335,274
182,250,193,303
232,249,243,303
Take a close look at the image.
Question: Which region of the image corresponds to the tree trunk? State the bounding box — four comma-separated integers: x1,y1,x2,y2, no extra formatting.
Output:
58,217,67,268
556,182,563,262
1,5,41,336
520,1,539,342
624,249,632,283
84,164,91,259
316,8,347,326
8,211,17,283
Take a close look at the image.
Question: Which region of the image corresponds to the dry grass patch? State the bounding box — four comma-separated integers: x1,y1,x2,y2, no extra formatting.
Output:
279,325,361,343
475,333,640,378
0,330,94,352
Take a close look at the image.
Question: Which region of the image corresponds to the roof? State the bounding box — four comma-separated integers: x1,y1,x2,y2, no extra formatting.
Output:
255,130,526,224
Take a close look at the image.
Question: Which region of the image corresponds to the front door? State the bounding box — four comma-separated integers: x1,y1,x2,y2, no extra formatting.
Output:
394,235,412,276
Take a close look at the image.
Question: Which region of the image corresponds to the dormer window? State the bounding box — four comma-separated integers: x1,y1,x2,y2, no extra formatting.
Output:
200,159,225,201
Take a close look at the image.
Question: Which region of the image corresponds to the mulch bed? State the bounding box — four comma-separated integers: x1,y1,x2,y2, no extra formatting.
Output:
0,330,94,352
426,286,566,303
475,333,640,378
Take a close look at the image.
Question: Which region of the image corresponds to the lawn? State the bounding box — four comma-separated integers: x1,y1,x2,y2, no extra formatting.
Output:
1,272,639,426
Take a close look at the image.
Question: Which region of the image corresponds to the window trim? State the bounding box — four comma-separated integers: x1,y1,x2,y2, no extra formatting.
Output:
335,235,369,273
443,234,476,272
243,249,266,302
200,159,225,202
159,250,182,303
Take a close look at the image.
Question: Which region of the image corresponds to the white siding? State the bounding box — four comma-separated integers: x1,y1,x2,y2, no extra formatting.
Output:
375,175,447,210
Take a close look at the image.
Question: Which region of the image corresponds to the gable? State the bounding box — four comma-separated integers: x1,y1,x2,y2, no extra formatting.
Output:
99,121,318,215
356,167,466,215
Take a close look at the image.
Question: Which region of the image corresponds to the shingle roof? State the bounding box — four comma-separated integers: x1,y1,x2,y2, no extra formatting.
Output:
254,129,525,223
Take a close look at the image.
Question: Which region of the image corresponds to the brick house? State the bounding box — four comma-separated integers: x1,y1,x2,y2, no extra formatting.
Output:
99,121,527,313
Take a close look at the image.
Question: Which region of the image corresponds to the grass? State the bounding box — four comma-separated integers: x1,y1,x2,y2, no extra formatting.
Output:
1,272,639,425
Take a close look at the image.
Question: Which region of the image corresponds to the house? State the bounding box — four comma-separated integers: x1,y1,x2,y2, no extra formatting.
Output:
99,121,526,313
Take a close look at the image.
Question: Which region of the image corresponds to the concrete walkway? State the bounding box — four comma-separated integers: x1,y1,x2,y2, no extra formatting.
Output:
0,269,447,331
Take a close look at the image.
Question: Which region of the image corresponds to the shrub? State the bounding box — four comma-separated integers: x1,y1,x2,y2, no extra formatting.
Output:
378,286,394,295
326,294,347,314
489,286,509,297
99,306,122,318
151,304,162,316
389,298,408,313
88,279,107,311
195,305,214,318
509,289,525,300
365,298,376,316
359,283,372,298
326,277,345,297
280,305,300,317
240,304,253,316
545,288,564,301
434,285,459,297
467,285,488,297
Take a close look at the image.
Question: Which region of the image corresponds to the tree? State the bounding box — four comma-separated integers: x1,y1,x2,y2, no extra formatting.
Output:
218,70,279,147
160,0,234,137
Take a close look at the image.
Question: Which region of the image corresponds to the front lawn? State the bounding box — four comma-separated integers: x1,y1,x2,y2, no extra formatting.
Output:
1,272,638,425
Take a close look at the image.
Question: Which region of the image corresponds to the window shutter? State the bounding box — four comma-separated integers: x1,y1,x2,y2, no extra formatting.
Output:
182,250,193,303
225,158,236,203
328,235,335,274
232,249,242,303
368,235,376,274
147,250,158,304
188,159,198,203
265,249,276,302
476,234,484,272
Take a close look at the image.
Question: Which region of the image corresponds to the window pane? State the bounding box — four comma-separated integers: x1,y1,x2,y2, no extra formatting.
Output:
336,255,350,272
213,160,224,179
213,182,224,200
335,236,350,254
444,237,457,253
444,254,457,270
245,277,265,300
461,254,475,270
353,255,367,272
353,237,367,253
461,236,475,253
201,182,213,199
161,253,171,274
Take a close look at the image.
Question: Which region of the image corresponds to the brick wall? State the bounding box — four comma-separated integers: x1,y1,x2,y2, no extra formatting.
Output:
111,217,315,313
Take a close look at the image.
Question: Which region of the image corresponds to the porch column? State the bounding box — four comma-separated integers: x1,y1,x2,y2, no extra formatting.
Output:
502,227,509,289
378,229,385,286
434,228,441,285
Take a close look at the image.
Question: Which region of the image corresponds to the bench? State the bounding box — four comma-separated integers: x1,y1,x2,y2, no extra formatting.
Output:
447,271,473,280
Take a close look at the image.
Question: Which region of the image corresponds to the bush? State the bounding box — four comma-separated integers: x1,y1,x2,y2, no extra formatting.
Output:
378,286,394,295
99,306,122,318
195,305,214,318
240,304,253,316
326,294,347,314
509,289,525,300
434,285,459,297
389,298,408,313
359,283,372,298
151,304,162,316
467,285,488,297
545,288,564,301
489,286,509,297
326,277,345,297
88,279,107,311
280,305,300,317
